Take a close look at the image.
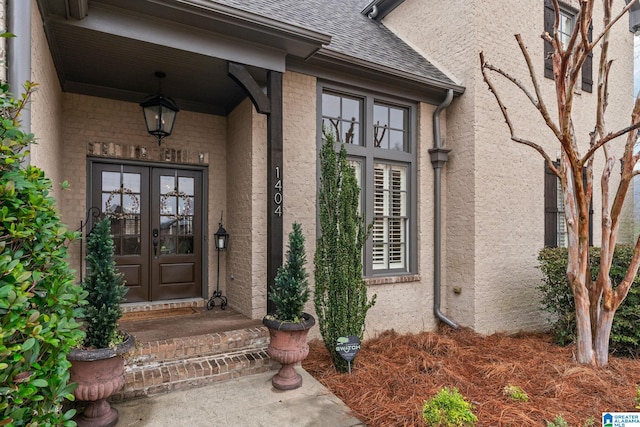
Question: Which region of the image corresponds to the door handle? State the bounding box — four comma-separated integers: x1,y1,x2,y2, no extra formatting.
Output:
152,228,159,258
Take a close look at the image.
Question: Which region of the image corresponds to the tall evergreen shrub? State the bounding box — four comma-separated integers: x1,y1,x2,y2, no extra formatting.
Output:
0,79,86,425
314,131,376,372
82,217,128,349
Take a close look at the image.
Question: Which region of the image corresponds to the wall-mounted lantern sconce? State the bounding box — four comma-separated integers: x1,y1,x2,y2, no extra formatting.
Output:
140,71,179,146
208,212,229,310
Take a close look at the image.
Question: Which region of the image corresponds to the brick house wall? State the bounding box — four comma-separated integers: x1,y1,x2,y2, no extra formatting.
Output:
29,0,64,200
57,93,227,300
384,0,635,333
21,0,636,338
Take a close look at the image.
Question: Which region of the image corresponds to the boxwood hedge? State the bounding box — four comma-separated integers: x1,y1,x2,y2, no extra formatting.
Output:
538,245,640,357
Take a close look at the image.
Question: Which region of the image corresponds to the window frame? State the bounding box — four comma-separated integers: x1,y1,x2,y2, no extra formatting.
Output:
543,0,593,93
318,83,418,277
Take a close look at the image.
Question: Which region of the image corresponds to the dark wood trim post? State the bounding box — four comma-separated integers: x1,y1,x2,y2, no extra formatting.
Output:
266,70,283,315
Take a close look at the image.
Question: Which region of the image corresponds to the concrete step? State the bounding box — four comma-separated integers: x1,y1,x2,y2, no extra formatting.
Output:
112,326,277,401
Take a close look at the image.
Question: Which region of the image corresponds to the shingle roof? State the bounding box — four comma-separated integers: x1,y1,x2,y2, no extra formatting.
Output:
211,0,459,90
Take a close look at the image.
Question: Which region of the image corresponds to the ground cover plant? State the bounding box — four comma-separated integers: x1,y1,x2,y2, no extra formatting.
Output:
303,327,640,426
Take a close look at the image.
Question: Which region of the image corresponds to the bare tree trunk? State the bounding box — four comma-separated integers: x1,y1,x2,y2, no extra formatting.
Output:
574,284,595,364
480,0,640,366
594,308,615,366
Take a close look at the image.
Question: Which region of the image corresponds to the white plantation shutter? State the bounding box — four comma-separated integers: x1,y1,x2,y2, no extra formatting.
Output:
372,163,407,270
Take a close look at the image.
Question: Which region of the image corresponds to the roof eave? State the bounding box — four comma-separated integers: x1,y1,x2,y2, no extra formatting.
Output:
314,49,465,96
145,0,332,59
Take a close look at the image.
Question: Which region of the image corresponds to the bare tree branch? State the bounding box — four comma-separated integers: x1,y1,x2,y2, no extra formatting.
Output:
590,0,638,49
515,34,561,139
479,51,558,172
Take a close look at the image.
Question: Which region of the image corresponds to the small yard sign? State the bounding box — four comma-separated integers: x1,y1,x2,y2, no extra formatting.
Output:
336,336,361,373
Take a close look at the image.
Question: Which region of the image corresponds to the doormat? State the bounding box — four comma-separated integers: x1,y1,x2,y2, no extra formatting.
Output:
121,306,200,322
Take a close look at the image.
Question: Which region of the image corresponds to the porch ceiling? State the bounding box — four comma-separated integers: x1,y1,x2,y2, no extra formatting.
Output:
36,0,330,115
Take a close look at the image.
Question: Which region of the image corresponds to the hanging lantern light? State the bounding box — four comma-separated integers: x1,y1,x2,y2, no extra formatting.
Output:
140,71,179,145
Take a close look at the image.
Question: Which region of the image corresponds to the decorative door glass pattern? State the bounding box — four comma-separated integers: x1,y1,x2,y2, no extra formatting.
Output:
101,171,142,256
159,173,195,255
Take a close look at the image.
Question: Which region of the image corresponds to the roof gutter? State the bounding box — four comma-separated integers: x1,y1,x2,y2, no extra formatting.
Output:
7,0,32,164
429,89,458,329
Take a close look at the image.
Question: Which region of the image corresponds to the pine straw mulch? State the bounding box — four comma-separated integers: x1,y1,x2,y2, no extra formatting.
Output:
302,327,640,426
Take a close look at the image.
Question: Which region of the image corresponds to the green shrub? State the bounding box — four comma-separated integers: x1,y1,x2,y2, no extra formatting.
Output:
314,131,376,373
0,80,86,425
268,222,310,322
82,217,128,349
538,245,640,357
546,415,595,427
502,384,529,402
422,387,478,427
547,415,569,427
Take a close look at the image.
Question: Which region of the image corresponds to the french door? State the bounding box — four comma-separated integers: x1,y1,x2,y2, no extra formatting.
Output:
91,163,203,302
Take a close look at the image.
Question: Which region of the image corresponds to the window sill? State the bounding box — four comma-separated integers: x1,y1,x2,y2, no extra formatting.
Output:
364,274,421,286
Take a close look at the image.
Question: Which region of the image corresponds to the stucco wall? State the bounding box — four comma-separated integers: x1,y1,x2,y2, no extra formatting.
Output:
29,0,64,199
385,0,635,333
58,93,227,300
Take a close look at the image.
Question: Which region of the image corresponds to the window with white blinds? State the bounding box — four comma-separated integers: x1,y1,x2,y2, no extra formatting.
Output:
373,163,407,270
320,86,416,276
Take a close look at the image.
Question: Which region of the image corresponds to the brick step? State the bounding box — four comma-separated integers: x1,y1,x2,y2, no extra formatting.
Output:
111,325,276,401
128,326,270,365
113,347,276,401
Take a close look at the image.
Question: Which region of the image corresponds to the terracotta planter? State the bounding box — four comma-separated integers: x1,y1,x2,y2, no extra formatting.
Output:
262,313,315,390
68,334,135,427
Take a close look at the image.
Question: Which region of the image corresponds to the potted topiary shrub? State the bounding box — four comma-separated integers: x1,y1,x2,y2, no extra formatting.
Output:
68,216,135,427
262,222,315,390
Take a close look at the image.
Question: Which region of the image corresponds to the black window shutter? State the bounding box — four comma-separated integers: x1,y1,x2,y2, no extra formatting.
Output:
544,0,555,79
581,23,593,93
544,162,558,247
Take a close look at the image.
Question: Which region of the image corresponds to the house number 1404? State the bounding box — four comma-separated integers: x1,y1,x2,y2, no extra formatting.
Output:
274,166,282,217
